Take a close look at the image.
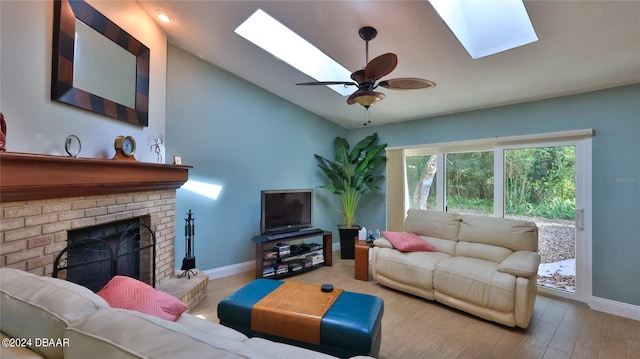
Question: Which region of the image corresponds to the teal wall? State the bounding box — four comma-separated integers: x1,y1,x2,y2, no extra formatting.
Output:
166,45,345,270
166,42,638,305
348,84,640,306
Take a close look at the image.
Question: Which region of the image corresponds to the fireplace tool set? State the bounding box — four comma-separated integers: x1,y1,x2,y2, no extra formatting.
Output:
178,209,197,279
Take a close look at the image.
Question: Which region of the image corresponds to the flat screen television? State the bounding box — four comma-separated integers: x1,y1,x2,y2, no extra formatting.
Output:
261,189,312,235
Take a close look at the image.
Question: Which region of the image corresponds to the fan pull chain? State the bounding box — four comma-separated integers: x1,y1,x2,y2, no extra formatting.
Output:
363,108,372,126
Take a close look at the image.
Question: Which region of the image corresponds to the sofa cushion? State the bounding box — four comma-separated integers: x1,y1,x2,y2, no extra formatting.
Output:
64,308,245,359
434,257,515,313
458,214,538,252
0,332,46,359
404,209,461,241
176,313,248,341
375,235,455,254
0,268,109,359
455,241,514,263
419,236,457,255
371,247,450,300
498,251,541,278
382,231,436,252
241,337,340,359
65,308,338,359
97,275,188,322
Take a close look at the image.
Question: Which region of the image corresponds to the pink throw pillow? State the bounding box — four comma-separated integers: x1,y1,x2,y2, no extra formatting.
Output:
382,231,436,252
97,276,188,322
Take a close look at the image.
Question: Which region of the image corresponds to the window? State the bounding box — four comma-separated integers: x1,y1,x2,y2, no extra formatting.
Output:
387,129,592,302
405,154,437,210
445,151,494,215
504,146,576,220
235,9,352,96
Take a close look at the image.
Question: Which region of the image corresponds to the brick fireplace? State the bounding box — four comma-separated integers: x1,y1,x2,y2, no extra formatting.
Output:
0,152,189,287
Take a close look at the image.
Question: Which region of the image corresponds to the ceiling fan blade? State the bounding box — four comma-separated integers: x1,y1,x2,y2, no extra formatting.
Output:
350,70,365,84
364,53,398,82
378,77,436,90
296,81,357,86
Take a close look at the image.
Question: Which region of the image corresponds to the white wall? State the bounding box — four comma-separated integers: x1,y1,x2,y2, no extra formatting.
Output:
0,0,167,163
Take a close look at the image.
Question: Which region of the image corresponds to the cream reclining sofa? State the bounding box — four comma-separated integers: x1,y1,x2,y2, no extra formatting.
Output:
0,267,370,359
371,209,540,328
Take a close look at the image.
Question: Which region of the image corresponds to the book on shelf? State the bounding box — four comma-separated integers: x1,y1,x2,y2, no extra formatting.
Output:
288,260,304,272
306,253,324,266
263,258,278,266
262,265,276,277
263,249,278,260
274,243,290,256
280,248,322,263
303,257,314,268
276,263,289,275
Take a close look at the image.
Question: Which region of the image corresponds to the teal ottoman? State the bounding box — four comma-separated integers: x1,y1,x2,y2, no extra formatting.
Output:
217,279,383,358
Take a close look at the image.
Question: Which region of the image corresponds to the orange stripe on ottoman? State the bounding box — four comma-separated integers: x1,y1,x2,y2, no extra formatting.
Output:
251,281,343,344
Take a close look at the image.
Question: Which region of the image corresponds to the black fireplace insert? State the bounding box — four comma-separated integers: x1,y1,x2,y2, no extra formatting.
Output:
53,222,156,292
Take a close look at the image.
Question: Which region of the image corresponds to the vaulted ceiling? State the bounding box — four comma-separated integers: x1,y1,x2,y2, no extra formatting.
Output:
138,0,640,129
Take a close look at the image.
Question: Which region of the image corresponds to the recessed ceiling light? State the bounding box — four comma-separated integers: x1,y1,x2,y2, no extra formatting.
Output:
155,9,174,23
235,9,353,96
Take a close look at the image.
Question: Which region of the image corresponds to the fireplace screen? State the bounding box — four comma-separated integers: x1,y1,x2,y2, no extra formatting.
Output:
53,237,114,292
115,222,156,285
54,221,156,292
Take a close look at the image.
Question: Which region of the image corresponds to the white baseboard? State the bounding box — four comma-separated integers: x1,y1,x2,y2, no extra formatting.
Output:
201,260,255,280
199,244,341,280
590,296,640,321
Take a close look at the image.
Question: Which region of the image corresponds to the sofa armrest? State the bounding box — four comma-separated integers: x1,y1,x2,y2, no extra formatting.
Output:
498,251,541,278
372,237,394,249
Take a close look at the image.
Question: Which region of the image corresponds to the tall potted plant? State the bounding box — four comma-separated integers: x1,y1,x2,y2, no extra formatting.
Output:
315,133,387,259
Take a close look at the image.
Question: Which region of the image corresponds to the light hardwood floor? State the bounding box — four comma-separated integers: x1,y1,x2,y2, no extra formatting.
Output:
190,253,640,359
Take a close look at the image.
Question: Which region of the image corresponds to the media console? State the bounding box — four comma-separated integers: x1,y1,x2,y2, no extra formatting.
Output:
252,230,332,279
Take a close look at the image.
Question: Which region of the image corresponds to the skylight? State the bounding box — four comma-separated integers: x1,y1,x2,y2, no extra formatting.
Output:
429,0,538,59
235,9,353,96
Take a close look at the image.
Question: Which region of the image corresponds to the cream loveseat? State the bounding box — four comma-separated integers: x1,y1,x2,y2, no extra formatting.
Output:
0,268,370,359
371,209,540,328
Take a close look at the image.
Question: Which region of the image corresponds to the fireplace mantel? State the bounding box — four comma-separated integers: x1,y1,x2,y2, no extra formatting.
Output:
0,152,191,203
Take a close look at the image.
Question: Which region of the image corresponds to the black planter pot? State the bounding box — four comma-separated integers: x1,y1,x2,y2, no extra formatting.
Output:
338,225,360,259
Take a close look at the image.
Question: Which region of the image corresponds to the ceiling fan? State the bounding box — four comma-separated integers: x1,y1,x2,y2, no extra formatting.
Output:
296,26,436,109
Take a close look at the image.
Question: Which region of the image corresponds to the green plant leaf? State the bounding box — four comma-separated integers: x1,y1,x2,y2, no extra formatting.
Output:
334,137,350,164
314,133,387,227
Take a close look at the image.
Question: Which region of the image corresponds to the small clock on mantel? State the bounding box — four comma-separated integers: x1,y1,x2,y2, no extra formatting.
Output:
113,135,137,161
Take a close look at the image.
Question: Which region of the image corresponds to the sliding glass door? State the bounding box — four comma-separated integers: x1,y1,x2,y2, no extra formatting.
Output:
497,140,590,302
502,145,577,294
400,134,591,302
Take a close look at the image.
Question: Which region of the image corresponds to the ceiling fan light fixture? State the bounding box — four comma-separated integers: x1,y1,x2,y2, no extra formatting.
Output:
353,91,385,108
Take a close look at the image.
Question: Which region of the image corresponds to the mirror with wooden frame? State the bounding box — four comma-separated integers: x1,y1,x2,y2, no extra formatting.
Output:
51,0,150,127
